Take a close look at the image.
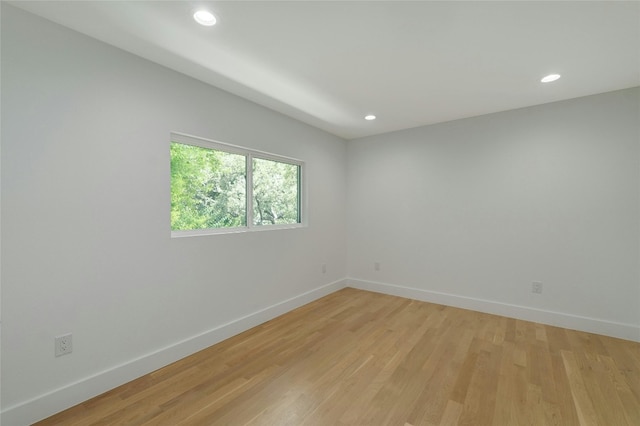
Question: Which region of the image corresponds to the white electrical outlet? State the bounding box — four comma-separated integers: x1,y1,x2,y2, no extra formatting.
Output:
322,264,327,274
532,282,543,294
374,261,381,271
55,333,73,357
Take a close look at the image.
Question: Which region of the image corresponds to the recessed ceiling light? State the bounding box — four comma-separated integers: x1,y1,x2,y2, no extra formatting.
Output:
194,10,217,26
541,74,561,83
364,115,376,121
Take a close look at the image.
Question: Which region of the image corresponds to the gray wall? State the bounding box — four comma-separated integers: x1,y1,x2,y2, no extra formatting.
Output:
1,5,347,423
348,87,639,339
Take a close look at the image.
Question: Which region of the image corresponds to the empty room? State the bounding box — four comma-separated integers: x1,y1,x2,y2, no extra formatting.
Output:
1,1,639,425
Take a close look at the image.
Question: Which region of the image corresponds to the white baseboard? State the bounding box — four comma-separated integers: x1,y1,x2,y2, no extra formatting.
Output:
2,279,348,426
4,276,637,425
347,278,640,342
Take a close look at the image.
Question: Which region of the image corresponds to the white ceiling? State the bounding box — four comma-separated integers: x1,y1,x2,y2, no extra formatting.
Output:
9,1,640,139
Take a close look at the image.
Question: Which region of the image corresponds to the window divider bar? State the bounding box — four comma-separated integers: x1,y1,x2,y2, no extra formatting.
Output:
246,154,254,228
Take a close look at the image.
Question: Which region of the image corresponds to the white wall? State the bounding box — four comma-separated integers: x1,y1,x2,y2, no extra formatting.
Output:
1,5,347,424
3,4,639,425
347,87,640,341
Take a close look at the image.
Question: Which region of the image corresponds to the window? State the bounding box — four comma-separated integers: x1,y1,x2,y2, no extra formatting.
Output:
252,157,301,226
170,133,304,236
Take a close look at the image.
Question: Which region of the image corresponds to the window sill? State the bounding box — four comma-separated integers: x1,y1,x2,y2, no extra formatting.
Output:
171,223,306,238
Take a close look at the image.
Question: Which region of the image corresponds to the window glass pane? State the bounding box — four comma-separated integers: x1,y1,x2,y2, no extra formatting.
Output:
252,158,300,226
171,142,246,230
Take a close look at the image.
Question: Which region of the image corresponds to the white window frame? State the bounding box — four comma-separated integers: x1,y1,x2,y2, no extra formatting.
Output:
170,132,306,237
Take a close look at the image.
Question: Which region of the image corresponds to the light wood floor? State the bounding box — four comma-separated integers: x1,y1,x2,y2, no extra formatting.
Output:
35,288,640,426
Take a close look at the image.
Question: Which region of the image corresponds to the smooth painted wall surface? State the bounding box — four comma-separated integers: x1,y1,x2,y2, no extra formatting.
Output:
1,4,347,414
2,3,639,423
348,88,639,334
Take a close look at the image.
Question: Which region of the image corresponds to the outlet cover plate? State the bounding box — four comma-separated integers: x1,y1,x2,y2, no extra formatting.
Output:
532,282,543,294
55,333,73,357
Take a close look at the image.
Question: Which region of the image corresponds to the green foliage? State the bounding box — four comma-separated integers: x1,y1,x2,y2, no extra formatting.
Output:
253,158,300,225
170,142,301,231
171,143,246,230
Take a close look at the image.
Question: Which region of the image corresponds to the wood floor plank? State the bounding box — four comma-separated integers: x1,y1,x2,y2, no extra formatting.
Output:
34,288,640,426
561,349,602,426
439,400,463,426
406,329,475,425
457,343,501,426
549,349,580,425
